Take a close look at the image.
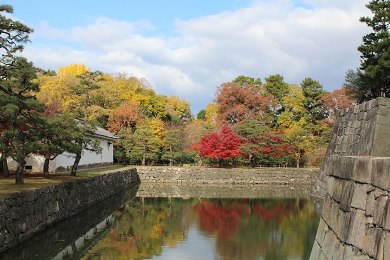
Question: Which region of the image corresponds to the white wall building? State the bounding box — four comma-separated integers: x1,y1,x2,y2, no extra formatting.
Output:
7,127,118,173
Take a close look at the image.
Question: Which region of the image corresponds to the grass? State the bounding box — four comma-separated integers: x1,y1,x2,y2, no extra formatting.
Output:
0,165,134,196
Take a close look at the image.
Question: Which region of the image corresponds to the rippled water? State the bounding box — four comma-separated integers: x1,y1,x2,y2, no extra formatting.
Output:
1,184,319,260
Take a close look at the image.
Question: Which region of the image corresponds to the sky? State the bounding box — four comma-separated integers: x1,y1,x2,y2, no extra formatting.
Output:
8,0,370,113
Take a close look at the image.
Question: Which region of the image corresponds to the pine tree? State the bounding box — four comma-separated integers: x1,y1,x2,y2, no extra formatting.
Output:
346,0,390,101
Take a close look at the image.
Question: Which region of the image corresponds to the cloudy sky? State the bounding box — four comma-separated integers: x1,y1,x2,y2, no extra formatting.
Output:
9,0,370,112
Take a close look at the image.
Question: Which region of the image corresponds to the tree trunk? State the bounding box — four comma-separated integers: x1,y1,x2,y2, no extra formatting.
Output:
218,159,222,167
1,153,9,177
15,159,26,185
142,145,146,166
43,157,50,178
71,151,82,176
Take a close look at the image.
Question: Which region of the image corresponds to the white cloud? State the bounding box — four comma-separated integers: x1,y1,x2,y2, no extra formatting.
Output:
23,0,371,112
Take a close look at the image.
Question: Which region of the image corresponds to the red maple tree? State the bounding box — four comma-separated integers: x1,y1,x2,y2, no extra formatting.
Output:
195,125,241,166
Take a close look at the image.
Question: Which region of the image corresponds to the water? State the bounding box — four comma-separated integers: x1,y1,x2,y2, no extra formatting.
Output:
0,184,319,260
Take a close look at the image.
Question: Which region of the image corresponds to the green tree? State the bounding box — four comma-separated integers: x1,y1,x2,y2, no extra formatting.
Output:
197,109,206,120
233,75,262,87
161,128,183,166
0,5,34,178
263,74,289,105
37,113,81,177
0,57,46,184
345,0,390,101
0,5,33,64
69,71,104,121
300,78,326,121
126,124,160,165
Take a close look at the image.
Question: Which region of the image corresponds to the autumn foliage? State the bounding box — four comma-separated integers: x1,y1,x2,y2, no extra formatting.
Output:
216,82,273,124
194,125,241,165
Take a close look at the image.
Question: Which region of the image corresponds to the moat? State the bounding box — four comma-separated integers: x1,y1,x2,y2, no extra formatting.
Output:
1,183,319,260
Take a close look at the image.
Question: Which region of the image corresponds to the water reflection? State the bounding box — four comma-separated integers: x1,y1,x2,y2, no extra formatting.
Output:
83,197,319,260
0,186,319,260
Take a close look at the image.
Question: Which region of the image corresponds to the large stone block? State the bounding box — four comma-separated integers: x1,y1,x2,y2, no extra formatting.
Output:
371,158,390,190
347,209,367,248
340,180,354,212
352,157,372,184
322,229,338,259
363,227,382,258
373,195,388,227
350,183,370,210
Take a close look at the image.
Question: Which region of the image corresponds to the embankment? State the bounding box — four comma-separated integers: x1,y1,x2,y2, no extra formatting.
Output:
0,169,139,254
137,166,319,185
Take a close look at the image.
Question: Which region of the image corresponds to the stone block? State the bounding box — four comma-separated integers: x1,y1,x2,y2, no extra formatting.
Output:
337,210,352,241
350,183,370,210
363,227,382,258
340,180,354,212
384,231,390,260
371,158,390,190
347,209,367,248
322,229,338,259
377,97,390,106
352,157,372,184
366,189,386,217
383,199,390,231
343,245,371,260
330,156,355,180
373,195,388,227
309,241,321,260
327,177,344,202
331,240,345,260
316,219,329,246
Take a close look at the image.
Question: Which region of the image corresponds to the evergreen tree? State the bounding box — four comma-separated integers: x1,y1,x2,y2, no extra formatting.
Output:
0,57,46,184
346,0,390,101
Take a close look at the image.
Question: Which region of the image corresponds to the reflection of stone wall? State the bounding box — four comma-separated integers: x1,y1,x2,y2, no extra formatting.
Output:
138,167,319,186
310,98,390,259
0,169,139,254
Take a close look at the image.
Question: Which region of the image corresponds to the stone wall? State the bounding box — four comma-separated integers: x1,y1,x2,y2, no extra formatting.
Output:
311,97,390,202
310,98,390,260
0,169,139,253
137,166,319,186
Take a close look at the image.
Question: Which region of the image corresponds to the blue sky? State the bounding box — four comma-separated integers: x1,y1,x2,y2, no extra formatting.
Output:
8,0,369,113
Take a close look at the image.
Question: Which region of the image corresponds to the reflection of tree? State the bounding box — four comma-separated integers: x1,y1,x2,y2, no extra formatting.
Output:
193,199,319,260
82,198,193,260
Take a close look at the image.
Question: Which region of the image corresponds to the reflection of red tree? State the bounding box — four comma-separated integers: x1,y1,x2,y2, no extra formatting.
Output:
194,200,250,239
252,204,291,222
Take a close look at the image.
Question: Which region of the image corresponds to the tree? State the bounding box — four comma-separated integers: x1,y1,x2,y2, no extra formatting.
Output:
0,5,33,65
321,87,355,124
69,71,105,122
107,102,144,134
345,0,390,101
234,120,297,167
197,109,206,120
125,124,160,165
194,125,241,166
216,82,273,124
233,75,262,87
69,122,101,176
0,57,46,184
37,112,81,177
161,128,184,166
300,78,326,121
263,74,289,105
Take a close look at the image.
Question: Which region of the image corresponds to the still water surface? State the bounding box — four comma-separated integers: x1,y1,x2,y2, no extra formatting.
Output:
1,185,319,260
